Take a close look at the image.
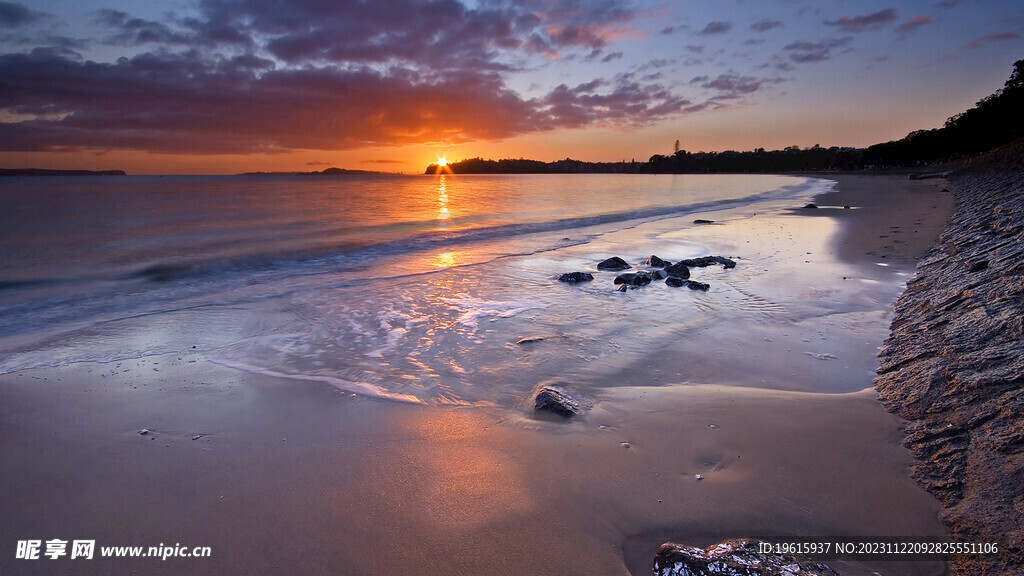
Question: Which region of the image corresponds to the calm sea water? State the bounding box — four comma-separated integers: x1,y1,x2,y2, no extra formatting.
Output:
0,173,833,404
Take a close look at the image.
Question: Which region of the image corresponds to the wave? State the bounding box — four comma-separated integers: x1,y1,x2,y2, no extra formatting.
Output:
115,178,822,285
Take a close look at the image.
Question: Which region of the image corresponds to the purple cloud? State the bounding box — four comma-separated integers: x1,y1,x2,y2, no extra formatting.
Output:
824,8,899,32
0,1,48,28
701,75,764,94
898,15,934,34
699,21,732,35
964,32,1020,50
751,19,783,32
783,37,853,63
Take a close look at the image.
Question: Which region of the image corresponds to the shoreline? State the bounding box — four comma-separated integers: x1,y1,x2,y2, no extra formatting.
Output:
0,173,957,576
874,164,1024,575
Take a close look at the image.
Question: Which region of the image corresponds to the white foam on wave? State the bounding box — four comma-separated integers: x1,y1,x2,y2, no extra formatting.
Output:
438,295,550,331
208,356,428,404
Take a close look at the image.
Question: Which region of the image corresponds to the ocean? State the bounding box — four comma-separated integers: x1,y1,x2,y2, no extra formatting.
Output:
0,173,887,406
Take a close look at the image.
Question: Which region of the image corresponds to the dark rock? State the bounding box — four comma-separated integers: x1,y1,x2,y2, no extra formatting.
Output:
646,255,671,268
533,386,582,417
651,270,668,280
614,272,652,286
677,256,717,267
516,336,545,345
654,539,840,576
663,262,691,278
558,272,594,282
596,256,630,271
616,284,628,292
713,256,737,269
674,256,736,269
667,277,710,290
803,203,819,209
693,219,715,224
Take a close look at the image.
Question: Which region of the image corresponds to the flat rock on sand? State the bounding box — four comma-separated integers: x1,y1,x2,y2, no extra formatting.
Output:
875,165,1024,575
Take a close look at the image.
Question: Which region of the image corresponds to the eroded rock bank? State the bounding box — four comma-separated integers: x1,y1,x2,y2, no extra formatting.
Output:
875,167,1024,575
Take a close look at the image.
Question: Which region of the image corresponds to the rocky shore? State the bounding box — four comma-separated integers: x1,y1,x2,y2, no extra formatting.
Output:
875,163,1024,575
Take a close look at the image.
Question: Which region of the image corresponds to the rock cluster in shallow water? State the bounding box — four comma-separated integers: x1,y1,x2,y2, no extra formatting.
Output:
559,254,736,292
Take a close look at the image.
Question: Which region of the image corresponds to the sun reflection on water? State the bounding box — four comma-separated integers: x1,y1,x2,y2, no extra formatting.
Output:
437,174,450,221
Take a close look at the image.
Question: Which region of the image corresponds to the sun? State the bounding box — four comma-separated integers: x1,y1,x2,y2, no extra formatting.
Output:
436,156,448,167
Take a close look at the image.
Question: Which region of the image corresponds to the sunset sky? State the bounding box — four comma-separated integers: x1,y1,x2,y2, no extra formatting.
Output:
1,0,1021,174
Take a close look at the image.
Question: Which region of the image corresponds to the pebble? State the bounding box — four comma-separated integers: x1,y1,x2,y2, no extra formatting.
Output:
695,474,704,481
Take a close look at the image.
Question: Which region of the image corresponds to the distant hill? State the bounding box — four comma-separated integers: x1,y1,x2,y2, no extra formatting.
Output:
0,168,126,177
241,167,386,176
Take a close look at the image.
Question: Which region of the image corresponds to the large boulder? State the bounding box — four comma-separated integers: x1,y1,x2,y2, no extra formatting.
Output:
597,256,631,271
653,539,840,576
558,272,594,282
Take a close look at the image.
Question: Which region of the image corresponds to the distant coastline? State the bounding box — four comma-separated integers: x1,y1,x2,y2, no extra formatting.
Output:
0,168,127,177
240,167,389,176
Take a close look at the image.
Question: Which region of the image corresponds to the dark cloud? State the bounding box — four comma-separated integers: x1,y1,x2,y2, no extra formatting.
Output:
898,15,934,34
964,32,1020,50
743,38,765,46
0,1,733,155
700,74,782,99
536,78,690,128
0,45,689,153
660,25,681,35
783,37,853,63
699,21,732,35
685,45,704,54
94,9,251,48
824,8,899,32
0,1,48,28
750,19,783,32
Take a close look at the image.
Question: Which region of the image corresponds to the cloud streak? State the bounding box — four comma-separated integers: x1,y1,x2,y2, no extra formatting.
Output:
964,32,1020,50
898,15,934,34
699,21,732,35
824,8,899,32
783,37,853,63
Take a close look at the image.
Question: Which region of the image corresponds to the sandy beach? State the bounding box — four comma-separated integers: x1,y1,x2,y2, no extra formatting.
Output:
1,174,956,576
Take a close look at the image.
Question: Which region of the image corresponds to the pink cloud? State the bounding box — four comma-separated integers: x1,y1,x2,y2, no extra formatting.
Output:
898,14,934,34
964,32,1020,50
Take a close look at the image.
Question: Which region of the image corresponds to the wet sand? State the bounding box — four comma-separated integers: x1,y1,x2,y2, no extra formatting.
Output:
0,174,955,576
